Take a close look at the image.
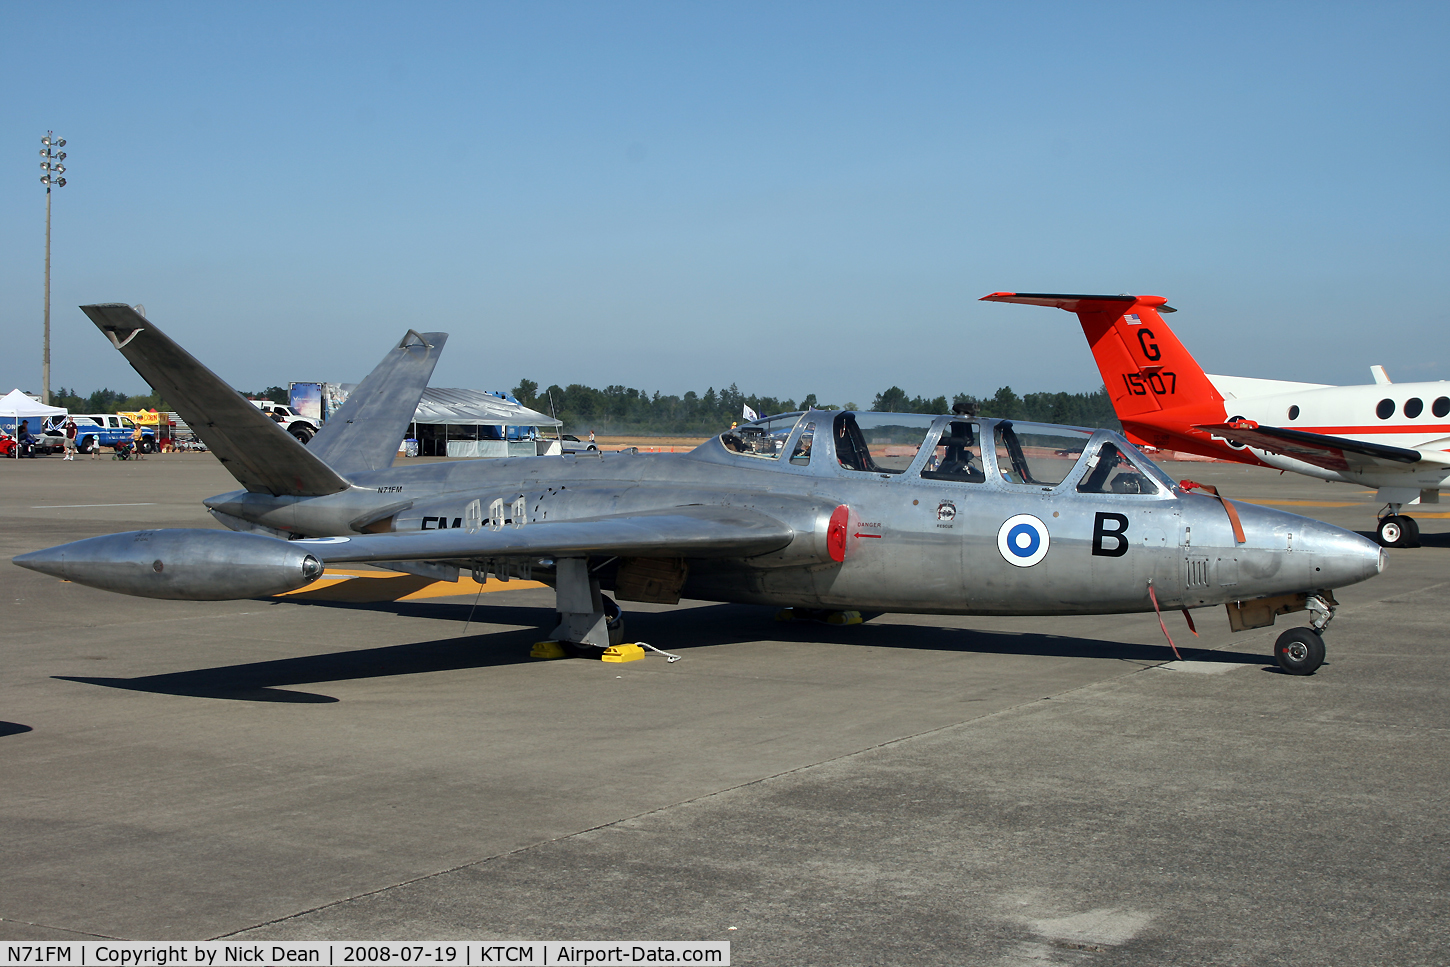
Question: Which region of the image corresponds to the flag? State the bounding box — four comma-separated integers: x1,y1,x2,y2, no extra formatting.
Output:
742,404,758,422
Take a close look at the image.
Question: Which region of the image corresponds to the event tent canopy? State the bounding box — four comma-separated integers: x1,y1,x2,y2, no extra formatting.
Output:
1,388,67,458
412,387,559,427
0,388,67,423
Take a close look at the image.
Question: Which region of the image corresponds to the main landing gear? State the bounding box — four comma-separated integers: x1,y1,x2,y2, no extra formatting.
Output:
531,558,644,661
1272,593,1335,675
1376,513,1420,549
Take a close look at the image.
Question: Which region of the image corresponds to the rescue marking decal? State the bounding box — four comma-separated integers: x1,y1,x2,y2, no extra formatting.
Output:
997,514,1050,567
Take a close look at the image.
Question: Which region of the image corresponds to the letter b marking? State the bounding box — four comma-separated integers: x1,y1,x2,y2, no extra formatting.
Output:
1092,512,1130,557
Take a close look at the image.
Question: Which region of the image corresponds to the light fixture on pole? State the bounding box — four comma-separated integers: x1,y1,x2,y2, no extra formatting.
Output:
40,132,68,405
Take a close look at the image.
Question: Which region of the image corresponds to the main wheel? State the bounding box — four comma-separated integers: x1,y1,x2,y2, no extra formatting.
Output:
1401,515,1421,548
1274,628,1326,676
1377,515,1410,548
603,594,625,646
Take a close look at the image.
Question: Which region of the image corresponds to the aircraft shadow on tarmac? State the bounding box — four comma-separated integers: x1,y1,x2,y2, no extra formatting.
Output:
1356,529,1450,549
53,600,1268,702
0,721,35,737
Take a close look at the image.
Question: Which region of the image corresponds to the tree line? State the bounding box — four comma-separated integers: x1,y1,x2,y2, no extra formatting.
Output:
49,385,288,415
47,380,1118,435
510,379,1120,435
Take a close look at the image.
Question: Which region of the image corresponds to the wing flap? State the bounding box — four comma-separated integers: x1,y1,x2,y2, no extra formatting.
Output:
1194,422,1424,473
295,505,796,565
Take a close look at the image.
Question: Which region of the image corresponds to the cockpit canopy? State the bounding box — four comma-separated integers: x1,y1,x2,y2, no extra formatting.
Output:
710,410,1173,495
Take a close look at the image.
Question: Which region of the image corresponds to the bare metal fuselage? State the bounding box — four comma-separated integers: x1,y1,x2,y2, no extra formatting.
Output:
204,419,1382,618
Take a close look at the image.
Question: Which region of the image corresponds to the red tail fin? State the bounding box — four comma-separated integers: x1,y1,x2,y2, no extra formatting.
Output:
981,292,1250,461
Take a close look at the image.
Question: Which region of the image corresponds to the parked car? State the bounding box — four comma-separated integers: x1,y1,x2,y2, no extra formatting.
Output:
559,434,598,453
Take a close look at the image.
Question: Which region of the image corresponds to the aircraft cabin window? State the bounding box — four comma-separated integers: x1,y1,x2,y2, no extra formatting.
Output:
790,422,815,465
994,422,1093,487
834,412,935,474
1288,405,1300,421
1435,397,1450,418
920,421,985,483
1405,398,1424,419
1076,443,1157,495
1376,399,1394,420
719,413,802,460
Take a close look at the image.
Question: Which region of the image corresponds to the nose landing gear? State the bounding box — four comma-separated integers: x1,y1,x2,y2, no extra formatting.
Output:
1273,592,1335,675
1274,627,1325,675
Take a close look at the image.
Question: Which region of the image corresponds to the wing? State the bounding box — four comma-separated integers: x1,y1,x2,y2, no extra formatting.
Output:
294,505,796,565
1194,422,1450,474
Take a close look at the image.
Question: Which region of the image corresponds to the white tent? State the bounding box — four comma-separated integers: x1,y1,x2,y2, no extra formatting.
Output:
0,388,67,459
408,387,561,458
412,387,561,428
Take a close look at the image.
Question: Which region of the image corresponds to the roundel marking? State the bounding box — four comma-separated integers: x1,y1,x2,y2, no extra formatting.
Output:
997,514,1050,567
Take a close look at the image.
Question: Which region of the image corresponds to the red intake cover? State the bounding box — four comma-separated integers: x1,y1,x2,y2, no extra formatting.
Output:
827,505,849,563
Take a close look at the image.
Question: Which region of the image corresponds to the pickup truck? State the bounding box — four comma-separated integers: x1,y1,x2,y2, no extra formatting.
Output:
61,414,156,453
249,400,318,443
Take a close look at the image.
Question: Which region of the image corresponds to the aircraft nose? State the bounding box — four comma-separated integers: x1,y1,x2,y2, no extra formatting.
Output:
1187,497,1386,597
1301,518,1385,588
12,546,67,580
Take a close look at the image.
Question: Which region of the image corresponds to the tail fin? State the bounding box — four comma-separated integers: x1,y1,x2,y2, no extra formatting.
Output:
81,304,349,497
307,330,448,474
980,295,1229,432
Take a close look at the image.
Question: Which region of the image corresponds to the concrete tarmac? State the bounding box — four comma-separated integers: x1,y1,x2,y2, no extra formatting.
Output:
1,454,1446,964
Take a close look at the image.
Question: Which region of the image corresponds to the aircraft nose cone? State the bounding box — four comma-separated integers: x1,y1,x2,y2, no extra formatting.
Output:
12,546,67,580
1307,521,1385,588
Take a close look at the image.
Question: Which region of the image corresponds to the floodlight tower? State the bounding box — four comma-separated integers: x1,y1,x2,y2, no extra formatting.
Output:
39,132,68,405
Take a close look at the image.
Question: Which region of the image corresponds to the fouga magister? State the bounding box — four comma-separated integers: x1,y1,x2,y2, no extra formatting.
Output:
14,305,1386,675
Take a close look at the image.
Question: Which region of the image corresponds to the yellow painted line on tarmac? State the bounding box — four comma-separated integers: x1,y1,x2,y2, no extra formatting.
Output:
400,576,547,599
1238,499,1365,508
1236,498,1450,517
274,568,545,603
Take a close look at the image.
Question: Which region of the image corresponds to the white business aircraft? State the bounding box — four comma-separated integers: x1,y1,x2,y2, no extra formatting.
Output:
983,292,1450,547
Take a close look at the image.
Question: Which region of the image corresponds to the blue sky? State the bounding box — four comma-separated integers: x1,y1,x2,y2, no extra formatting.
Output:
1,1,1446,406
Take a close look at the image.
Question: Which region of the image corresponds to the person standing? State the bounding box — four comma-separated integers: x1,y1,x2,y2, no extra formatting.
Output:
131,420,147,460
63,417,77,460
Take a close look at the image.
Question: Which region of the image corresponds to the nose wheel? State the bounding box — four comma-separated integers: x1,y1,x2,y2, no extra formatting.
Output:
1376,514,1420,548
1274,627,1325,675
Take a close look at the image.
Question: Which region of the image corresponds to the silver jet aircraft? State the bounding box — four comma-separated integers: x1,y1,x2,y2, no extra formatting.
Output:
15,305,1386,675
